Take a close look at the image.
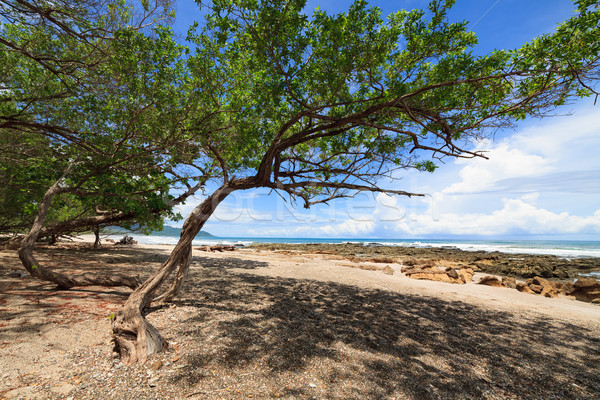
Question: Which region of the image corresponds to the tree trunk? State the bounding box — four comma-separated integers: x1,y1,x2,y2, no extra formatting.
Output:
112,185,234,364
18,176,142,290
153,244,192,303
93,226,101,250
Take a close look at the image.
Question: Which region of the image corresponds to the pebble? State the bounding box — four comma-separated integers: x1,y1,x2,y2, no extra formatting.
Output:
150,360,164,371
308,383,317,388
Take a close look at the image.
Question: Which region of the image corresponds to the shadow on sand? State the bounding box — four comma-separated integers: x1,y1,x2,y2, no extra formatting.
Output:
168,255,600,399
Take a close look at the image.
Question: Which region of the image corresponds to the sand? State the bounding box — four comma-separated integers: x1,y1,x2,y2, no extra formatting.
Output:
0,239,599,399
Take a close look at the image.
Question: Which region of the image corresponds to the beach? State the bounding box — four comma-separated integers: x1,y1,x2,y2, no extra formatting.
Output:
1,239,599,399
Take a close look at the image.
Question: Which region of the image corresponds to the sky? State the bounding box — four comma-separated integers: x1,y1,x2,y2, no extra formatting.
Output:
168,0,600,240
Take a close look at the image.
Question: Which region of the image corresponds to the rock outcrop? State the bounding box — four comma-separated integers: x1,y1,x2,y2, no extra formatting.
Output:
515,276,600,302
403,265,473,284
570,278,600,303
478,276,504,287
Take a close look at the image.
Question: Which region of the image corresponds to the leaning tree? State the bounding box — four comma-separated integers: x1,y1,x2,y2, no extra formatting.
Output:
111,0,600,362
0,0,221,287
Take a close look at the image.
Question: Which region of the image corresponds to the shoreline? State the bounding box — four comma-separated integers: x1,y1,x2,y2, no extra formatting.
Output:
75,234,600,279
73,232,600,258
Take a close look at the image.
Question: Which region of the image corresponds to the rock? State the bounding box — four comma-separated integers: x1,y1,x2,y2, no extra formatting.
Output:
445,267,459,279
592,298,600,304
478,276,504,287
529,284,544,294
308,383,317,388
404,267,464,284
552,281,575,295
148,377,159,387
570,278,600,303
574,278,600,289
527,277,559,298
407,272,452,283
370,257,395,264
199,245,236,252
502,276,517,289
457,268,474,283
382,265,394,275
516,283,536,294
150,360,164,371
531,276,553,290
402,265,435,273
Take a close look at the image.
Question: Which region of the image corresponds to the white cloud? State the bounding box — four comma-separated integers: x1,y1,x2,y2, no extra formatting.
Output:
442,140,552,194
389,198,600,237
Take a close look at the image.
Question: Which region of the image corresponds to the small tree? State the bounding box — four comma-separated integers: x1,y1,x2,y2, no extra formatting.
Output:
111,0,600,362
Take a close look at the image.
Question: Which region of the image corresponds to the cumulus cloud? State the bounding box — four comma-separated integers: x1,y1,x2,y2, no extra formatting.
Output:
390,198,600,236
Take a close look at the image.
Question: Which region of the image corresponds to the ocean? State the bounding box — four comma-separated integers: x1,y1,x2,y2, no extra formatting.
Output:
110,230,600,260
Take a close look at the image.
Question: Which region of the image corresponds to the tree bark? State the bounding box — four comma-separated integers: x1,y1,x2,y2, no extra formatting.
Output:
93,225,101,250
153,244,192,303
112,185,234,364
18,177,142,290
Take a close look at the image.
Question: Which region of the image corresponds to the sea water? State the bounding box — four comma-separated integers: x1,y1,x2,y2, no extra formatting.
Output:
110,230,600,259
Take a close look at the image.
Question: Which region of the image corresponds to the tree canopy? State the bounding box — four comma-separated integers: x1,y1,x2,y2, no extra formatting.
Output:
0,0,204,238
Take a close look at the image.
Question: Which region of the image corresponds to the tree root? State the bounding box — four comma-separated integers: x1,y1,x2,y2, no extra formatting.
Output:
112,305,167,364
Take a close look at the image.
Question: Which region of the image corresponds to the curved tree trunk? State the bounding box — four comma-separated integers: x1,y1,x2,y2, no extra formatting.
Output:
93,225,101,250
153,244,192,303
112,185,234,364
18,176,142,290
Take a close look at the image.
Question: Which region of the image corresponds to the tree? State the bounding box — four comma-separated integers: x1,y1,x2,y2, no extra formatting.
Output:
1,0,217,288
111,0,600,363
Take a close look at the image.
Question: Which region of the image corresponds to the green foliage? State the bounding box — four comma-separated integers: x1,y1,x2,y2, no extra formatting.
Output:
182,0,599,205
0,0,193,236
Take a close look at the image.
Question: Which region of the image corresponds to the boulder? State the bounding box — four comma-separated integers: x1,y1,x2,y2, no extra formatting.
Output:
552,281,575,295
407,272,455,284
515,276,569,298
457,268,474,283
382,265,394,275
571,278,600,303
573,278,600,289
529,284,544,294
478,276,504,287
445,267,459,279
401,265,435,273
517,284,536,294
502,277,517,289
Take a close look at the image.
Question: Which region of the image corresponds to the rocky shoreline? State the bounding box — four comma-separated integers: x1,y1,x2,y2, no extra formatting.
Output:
249,242,600,280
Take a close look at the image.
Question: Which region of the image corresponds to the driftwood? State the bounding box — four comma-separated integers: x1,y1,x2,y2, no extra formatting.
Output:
115,235,138,245
197,245,237,252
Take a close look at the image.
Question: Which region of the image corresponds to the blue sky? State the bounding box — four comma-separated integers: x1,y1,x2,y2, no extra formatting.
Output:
169,0,600,240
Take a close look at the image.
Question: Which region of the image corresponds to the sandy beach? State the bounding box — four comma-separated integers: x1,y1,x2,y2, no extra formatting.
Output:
1,239,599,399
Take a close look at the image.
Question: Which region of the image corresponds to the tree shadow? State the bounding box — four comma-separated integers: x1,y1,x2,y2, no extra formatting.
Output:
169,262,600,400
